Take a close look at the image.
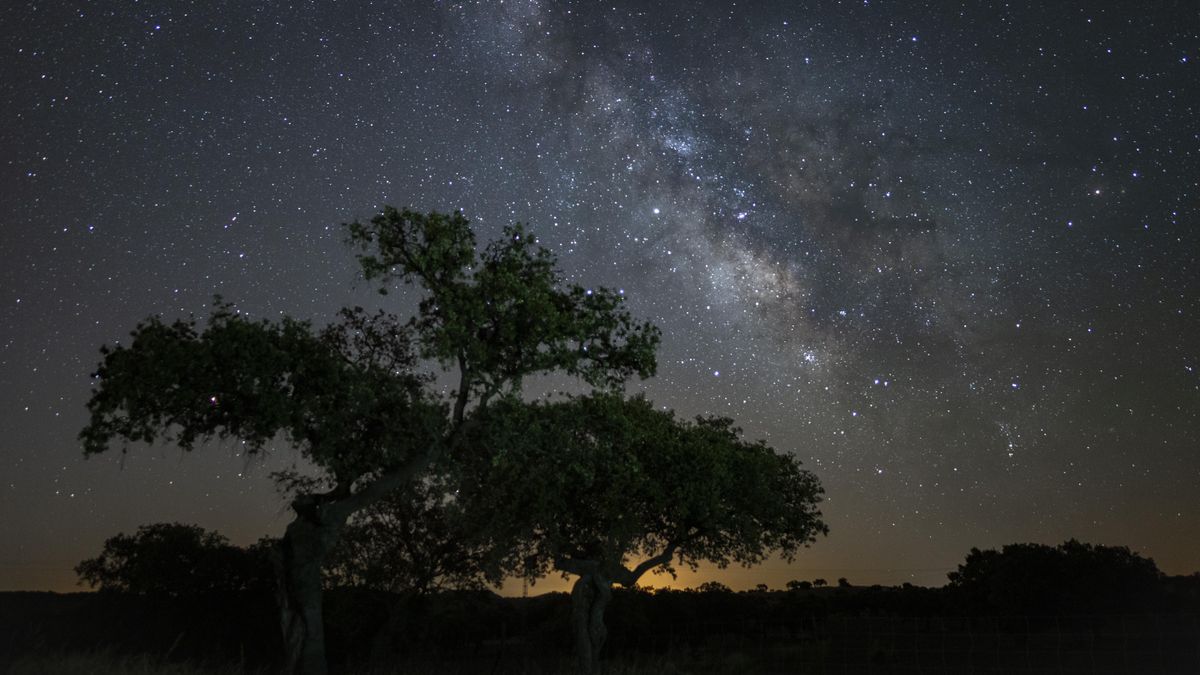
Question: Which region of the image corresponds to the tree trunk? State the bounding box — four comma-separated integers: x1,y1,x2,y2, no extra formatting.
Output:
269,459,431,674
570,573,613,674
274,513,343,675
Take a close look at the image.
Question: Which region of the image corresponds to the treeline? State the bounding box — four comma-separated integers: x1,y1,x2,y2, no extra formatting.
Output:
2,528,1195,672
71,522,1200,617
4,577,1198,672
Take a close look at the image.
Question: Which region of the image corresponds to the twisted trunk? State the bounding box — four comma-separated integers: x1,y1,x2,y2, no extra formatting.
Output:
560,544,677,674
274,511,344,675
570,573,612,674
272,453,437,674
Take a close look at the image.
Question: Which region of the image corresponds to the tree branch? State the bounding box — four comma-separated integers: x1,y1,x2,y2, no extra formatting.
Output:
616,543,678,587
329,452,434,522
555,557,601,578
452,354,471,427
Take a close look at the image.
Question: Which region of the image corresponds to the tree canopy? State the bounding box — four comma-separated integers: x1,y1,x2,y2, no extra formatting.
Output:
467,393,827,582
81,301,441,491
347,208,659,405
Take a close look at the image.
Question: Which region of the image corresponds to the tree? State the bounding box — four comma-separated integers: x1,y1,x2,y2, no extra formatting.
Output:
812,578,827,588
947,539,1163,614
76,522,272,597
80,208,659,675
460,393,827,673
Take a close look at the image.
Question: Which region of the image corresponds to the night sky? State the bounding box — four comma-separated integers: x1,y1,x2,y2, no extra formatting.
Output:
2,1,1198,594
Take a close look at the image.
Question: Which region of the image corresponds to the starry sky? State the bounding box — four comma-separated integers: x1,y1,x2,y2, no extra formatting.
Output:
2,1,1198,593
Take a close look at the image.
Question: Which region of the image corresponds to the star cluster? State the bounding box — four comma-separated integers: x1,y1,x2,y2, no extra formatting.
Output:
1,1,1196,591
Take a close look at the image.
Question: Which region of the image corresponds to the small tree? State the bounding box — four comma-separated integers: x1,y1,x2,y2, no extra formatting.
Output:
812,578,827,588
947,539,1163,614
80,208,659,675
76,522,272,597
461,393,827,673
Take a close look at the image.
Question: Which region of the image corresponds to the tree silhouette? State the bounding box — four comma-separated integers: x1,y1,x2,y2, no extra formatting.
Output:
947,539,1163,614
76,522,272,597
695,581,734,593
80,208,659,675
459,393,826,673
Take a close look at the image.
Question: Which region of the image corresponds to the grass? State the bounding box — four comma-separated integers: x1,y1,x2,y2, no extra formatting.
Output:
4,650,271,675
2,650,740,675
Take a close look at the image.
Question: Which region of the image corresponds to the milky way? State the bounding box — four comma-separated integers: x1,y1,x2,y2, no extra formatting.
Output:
1,2,1197,591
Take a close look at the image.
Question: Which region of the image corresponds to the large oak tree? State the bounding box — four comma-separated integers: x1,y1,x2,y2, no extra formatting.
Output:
80,208,659,675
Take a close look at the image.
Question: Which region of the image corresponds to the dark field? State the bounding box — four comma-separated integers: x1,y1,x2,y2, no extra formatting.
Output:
3,585,1198,674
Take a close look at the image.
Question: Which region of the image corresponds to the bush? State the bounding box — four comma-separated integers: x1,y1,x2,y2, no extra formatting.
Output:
75,523,273,597
947,539,1163,614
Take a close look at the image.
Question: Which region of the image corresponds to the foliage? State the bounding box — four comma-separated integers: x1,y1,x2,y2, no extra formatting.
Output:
463,392,827,585
345,207,660,400
694,581,734,594
80,301,442,490
75,523,272,597
947,539,1164,614
322,475,485,594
